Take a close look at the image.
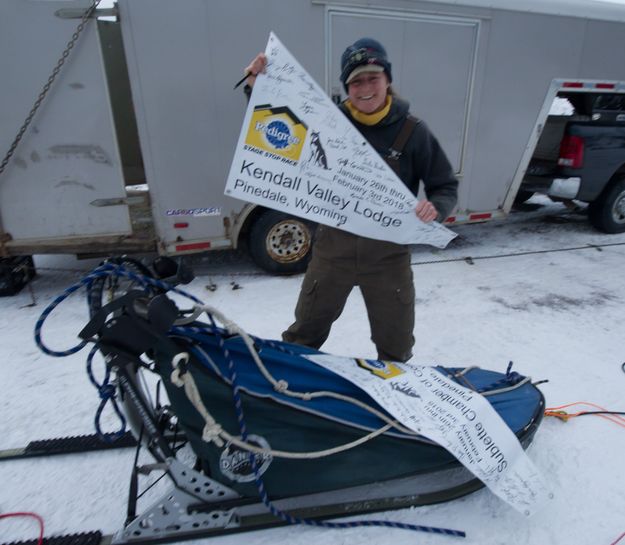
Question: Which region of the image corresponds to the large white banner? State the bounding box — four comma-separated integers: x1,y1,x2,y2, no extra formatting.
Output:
307,355,552,516
225,32,456,249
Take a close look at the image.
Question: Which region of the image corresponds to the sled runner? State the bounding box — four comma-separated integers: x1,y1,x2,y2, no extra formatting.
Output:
33,262,546,543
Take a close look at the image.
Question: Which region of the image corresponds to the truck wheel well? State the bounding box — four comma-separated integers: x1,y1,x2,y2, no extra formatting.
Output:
588,173,625,233
613,163,625,178
592,170,625,204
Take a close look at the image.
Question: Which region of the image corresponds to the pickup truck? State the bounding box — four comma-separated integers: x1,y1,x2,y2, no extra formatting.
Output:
520,92,625,233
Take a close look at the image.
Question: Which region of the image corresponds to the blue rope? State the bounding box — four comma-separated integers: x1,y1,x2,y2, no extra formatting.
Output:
205,317,465,538
86,345,126,442
34,274,98,357
34,262,202,441
477,361,525,394
34,262,202,357
86,345,111,388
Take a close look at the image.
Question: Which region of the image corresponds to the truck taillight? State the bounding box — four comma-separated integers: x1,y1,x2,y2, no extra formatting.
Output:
558,135,584,168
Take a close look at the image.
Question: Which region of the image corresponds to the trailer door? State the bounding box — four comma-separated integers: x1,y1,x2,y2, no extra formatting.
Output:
327,8,479,177
0,1,131,242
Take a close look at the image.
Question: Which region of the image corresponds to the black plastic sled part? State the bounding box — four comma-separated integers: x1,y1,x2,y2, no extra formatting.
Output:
0,432,137,462
0,532,103,545
0,256,35,296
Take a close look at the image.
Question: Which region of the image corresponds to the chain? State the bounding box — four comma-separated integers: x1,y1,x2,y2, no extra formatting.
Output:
0,0,102,177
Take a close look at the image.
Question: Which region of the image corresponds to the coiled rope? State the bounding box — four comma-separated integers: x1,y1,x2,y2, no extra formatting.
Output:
34,262,202,357
34,262,202,439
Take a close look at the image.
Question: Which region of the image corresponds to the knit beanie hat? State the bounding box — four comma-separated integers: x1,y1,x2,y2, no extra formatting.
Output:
340,38,392,91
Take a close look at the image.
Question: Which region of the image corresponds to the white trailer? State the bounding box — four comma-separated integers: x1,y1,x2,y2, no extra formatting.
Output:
2,0,625,274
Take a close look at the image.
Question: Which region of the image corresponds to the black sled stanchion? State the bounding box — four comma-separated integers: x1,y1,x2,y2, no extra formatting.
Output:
79,291,246,543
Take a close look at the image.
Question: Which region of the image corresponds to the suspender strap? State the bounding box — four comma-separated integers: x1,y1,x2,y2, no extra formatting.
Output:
391,115,419,155
386,115,419,174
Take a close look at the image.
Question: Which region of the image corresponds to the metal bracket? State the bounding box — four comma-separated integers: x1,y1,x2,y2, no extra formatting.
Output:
166,458,240,502
112,459,242,544
90,196,147,207
55,7,117,19
113,488,238,543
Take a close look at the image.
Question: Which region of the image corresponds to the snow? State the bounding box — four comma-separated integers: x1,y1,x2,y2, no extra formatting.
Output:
1,196,625,545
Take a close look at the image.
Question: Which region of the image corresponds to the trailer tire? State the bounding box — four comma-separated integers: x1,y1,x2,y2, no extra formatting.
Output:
588,176,625,234
248,210,316,275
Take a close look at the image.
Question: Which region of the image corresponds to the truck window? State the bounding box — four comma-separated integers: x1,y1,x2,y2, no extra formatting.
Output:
593,94,625,112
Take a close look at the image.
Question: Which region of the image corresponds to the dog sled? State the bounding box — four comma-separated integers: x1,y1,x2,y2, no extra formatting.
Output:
33,260,546,543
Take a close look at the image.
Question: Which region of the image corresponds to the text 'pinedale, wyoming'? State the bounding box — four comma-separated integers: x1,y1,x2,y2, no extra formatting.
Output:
224,32,456,248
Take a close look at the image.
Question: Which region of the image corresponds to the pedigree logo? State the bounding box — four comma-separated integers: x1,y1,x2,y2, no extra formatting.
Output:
245,104,308,164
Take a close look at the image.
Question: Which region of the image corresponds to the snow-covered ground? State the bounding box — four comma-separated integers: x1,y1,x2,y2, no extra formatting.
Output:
1,196,624,545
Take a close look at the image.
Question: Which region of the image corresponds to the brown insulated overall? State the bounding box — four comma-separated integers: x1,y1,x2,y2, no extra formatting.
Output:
282,117,419,362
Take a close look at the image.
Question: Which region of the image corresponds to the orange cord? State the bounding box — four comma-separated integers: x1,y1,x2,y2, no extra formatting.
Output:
0,512,44,545
545,402,625,429
610,531,625,545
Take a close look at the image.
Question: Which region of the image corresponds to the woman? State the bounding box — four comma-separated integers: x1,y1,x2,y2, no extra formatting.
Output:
244,38,458,362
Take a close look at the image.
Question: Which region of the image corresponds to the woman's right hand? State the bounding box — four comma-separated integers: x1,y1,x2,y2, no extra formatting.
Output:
244,52,268,88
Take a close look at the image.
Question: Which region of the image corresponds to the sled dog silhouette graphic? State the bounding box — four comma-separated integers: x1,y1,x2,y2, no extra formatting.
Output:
309,131,330,170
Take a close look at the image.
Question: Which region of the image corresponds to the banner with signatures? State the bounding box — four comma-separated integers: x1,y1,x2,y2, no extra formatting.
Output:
224,32,456,249
307,355,552,516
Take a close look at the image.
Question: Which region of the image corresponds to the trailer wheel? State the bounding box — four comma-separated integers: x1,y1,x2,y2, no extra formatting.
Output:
588,176,625,234
248,210,316,274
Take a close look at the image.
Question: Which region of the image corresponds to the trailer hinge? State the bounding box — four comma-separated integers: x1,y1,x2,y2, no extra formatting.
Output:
55,6,117,19
90,196,147,207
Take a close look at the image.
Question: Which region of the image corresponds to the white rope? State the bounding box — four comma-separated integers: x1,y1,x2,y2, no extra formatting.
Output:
225,422,394,459
480,376,532,396
171,353,224,448
196,304,417,436
454,366,478,376
452,366,532,396
170,307,530,458
170,352,396,459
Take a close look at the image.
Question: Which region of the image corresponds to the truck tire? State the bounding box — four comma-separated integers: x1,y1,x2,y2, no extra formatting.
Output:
588,176,625,234
513,189,535,206
248,210,316,275
0,256,35,296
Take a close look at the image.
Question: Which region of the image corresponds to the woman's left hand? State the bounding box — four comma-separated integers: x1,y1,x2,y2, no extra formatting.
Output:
415,200,438,223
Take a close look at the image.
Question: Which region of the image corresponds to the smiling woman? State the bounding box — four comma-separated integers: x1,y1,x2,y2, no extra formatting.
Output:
346,72,390,115
241,37,458,361
276,37,460,362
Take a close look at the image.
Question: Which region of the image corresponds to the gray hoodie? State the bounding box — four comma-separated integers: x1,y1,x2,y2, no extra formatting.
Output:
339,96,458,222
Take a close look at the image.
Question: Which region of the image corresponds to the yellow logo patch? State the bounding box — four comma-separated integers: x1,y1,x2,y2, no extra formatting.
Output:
245,105,308,163
356,358,405,380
